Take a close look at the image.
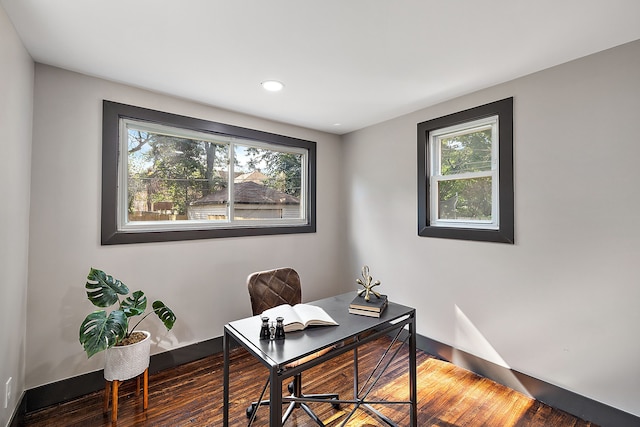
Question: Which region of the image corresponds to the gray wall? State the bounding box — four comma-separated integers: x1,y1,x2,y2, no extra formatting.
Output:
342,39,640,417
0,6,33,427
25,64,347,389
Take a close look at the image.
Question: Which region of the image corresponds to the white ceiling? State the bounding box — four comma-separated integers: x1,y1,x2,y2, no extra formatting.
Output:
3,0,640,135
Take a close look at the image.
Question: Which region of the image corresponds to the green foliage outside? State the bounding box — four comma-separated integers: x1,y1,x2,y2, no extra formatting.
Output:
128,130,229,215
438,128,493,220
245,148,302,197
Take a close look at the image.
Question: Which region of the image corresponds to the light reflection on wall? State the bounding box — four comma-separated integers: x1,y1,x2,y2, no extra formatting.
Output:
454,304,533,397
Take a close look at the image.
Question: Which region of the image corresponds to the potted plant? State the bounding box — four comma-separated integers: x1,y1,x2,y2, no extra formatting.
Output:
79,267,176,380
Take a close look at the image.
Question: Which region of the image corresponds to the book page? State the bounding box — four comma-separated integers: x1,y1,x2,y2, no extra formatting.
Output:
261,303,338,332
292,304,338,329
262,304,304,330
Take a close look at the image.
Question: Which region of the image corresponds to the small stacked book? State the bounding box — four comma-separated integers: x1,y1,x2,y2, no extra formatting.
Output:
349,294,388,317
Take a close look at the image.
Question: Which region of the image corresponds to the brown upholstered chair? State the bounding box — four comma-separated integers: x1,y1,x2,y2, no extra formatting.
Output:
246,267,339,426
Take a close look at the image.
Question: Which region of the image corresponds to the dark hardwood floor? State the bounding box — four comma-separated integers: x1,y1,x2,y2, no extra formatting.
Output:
23,337,598,426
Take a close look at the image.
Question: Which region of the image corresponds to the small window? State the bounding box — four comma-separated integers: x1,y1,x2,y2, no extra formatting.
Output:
102,101,316,244
418,98,514,243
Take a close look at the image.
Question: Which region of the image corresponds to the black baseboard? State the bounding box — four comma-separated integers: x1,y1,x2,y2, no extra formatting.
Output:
20,333,639,427
8,391,26,427
416,334,640,427
24,337,223,413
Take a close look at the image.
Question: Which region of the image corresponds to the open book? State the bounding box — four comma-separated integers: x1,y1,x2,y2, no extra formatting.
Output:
261,303,338,332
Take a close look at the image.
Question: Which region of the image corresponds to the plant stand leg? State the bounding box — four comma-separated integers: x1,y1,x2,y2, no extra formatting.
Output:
143,368,149,410
111,380,119,422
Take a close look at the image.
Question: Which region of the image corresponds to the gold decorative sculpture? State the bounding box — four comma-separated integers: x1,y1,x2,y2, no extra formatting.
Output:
356,265,382,301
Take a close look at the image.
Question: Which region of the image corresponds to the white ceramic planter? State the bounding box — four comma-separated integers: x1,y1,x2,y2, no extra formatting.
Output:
104,331,151,381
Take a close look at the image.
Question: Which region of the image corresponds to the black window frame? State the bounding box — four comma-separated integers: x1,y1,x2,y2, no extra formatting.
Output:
102,100,316,245
417,97,514,244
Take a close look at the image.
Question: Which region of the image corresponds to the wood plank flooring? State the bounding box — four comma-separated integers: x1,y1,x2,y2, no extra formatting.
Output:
23,337,598,426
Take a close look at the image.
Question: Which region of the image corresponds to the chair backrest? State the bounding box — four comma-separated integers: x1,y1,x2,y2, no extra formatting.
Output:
247,267,302,315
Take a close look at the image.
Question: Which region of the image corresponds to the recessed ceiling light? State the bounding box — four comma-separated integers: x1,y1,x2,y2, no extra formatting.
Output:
261,80,284,92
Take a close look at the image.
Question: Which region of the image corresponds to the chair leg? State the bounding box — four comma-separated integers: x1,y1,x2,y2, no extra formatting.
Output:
282,401,297,424
300,402,326,426
247,373,338,425
246,398,271,420
294,373,339,402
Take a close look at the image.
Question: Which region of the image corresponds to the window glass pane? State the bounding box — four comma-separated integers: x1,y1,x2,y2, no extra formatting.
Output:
232,144,303,221
438,177,492,221
127,126,229,223
440,126,493,175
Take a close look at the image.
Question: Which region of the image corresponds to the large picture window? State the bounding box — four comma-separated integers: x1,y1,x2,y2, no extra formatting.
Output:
417,98,514,243
102,101,316,244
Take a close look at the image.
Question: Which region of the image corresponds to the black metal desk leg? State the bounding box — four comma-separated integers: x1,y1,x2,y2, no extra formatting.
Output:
410,313,417,426
270,366,282,426
353,346,359,399
223,329,231,427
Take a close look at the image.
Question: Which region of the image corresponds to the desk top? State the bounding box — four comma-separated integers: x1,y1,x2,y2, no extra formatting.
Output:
226,292,415,368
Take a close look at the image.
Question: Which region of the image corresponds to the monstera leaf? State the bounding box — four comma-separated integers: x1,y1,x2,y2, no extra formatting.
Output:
121,290,147,318
79,310,128,358
152,300,177,330
85,267,129,308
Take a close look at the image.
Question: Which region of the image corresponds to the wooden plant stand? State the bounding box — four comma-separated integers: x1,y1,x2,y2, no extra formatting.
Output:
103,368,148,422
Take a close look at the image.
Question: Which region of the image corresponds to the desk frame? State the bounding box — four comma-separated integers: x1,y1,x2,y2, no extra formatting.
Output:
223,293,416,426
